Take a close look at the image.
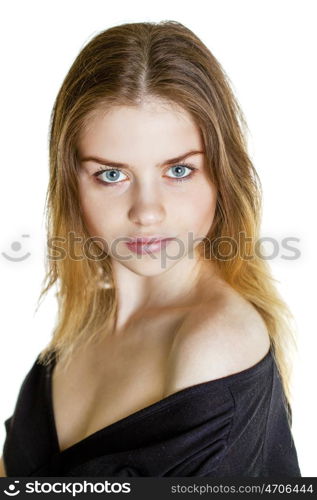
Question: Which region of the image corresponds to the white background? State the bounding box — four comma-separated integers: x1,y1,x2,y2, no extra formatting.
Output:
0,0,316,476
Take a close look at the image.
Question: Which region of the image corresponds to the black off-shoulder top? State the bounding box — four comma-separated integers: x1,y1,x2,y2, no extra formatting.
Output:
2,346,301,477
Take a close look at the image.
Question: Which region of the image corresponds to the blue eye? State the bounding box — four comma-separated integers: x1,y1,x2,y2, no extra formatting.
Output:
93,163,197,186
95,169,127,184
166,164,196,182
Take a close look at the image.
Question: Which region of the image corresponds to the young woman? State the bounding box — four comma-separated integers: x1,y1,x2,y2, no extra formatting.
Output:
0,20,301,477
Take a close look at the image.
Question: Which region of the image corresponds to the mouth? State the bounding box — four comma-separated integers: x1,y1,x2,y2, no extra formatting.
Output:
127,235,175,244
125,237,175,255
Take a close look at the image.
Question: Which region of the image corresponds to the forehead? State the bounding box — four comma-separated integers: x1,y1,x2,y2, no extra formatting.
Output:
77,100,204,157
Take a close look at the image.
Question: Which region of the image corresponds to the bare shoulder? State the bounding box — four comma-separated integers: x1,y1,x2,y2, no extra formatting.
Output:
163,284,271,397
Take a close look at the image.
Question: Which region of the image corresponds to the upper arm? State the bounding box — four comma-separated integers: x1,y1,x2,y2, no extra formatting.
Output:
0,456,7,477
163,297,271,397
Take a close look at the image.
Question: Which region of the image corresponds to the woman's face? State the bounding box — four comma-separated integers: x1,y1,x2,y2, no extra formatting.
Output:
77,99,217,276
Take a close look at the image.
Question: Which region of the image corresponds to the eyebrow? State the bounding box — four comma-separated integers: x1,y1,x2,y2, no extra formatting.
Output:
79,150,205,168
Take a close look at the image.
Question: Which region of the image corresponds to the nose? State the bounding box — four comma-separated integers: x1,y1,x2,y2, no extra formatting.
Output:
128,184,165,227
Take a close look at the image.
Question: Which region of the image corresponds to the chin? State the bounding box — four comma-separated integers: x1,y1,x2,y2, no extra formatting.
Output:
117,260,177,277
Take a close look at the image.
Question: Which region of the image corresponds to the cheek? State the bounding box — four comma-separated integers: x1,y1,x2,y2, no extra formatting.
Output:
176,182,217,234
78,182,121,239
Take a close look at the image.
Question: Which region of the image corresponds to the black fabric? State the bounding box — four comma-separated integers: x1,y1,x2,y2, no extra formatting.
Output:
3,346,301,477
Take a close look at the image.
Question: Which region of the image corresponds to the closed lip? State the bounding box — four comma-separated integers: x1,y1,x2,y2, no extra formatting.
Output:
126,235,175,244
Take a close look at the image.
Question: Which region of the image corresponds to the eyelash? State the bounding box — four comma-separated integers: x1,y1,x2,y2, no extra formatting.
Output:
93,163,197,186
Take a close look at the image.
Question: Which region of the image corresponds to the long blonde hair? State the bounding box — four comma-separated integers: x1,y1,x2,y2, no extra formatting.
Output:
36,20,298,421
